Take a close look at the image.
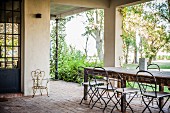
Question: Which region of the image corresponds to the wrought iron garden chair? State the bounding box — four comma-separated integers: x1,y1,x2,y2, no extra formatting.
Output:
136,70,170,113
31,69,49,98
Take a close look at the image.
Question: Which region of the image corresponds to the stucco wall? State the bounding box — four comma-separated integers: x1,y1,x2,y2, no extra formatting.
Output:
24,0,50,96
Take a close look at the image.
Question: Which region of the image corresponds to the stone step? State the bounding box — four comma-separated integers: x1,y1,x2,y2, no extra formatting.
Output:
0,93,23,98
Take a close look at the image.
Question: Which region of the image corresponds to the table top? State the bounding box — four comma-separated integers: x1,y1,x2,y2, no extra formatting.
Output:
85,67,170,79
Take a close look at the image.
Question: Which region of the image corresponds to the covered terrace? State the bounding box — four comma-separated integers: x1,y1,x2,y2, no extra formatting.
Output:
1,0,170,113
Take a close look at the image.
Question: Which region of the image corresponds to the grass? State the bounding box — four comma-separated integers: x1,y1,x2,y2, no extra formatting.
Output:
127,82,170,92
123,61,170,69
156,62,170,69
124,61,170,92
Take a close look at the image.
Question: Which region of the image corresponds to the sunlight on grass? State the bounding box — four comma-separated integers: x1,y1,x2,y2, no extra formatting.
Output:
123,61,170,69
124,61,170,92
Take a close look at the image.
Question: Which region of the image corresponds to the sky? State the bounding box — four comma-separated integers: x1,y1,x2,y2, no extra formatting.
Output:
65,15,97,56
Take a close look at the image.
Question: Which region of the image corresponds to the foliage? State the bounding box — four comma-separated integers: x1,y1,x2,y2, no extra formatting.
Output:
121,30,135,64
50,17,103,83
120,0,170,64
120,4,144,64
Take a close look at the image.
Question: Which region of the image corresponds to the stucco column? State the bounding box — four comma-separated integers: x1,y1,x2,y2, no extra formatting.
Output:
104,6,123,67
24,0,50,96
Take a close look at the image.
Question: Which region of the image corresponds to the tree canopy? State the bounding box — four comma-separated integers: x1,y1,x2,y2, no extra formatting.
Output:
121,0,170,64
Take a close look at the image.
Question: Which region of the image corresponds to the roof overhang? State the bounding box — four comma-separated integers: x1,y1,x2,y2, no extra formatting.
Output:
50,0,152,19
50,0,110,19
50,4,92,19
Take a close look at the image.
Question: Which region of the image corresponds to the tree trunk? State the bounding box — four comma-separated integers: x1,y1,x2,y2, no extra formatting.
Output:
95,33,103,61
95,9,104,61
84,37,89,58
133,46,138,64
148,57,152,64
125,46,129,64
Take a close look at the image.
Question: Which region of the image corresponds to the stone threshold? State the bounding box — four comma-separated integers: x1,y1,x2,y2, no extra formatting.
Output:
0,93,23,99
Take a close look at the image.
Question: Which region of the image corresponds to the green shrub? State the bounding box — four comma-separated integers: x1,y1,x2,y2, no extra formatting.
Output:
50,19,103,83
166,56,170,60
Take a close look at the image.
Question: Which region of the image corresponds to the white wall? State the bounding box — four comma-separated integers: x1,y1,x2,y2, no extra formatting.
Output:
24,0,50,96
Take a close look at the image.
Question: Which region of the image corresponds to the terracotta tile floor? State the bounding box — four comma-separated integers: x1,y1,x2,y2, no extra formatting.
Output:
0,80,169,113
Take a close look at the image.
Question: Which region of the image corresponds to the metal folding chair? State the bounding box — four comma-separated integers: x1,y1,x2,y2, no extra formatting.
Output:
136,70,170,113
110,73,139,113
79,67,105,105
91,68,120,112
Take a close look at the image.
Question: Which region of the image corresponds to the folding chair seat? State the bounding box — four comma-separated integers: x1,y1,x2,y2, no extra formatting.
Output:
136,70,170,113
79,67,105,105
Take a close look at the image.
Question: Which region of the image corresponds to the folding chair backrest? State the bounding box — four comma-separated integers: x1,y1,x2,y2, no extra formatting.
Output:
136,63,160,71
91,67,108,85
147,64,160,71
136,70,157,97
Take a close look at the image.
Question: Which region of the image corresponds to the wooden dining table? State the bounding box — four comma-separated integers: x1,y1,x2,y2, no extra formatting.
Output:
83,67,170,112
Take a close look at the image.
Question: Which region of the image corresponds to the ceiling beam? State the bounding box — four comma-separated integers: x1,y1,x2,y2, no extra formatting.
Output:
50,7,92,20
50,0,110,9
111,0,151,7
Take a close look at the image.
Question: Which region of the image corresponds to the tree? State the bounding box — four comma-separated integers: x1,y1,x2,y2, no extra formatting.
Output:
120,4,144,64
141,0,170,63
81,9,104,61
121,0,170,64
121,31,135,64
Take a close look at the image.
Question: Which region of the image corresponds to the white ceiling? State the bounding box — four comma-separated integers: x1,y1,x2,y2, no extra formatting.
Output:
50,4,91,19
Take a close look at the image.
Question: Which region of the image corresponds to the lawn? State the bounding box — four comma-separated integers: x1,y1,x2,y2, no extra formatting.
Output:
123,60,170,92
123,60,170,69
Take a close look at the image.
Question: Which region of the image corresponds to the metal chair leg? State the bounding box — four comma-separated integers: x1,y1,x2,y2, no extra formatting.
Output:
80,86,95,105
91,89,106,109
111,92,125,113
46,88,49,97
40,89,42,96
88,87,98,105
142,96,153,113
32,88,37,98
158,97,170,113
103,92,119,112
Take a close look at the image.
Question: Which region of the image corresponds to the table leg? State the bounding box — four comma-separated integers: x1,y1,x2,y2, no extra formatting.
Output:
84,69,88,100
121,79,126,113
159,83,164,108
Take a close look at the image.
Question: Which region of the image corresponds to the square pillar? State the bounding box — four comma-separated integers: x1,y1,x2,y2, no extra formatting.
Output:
104,5,123,67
